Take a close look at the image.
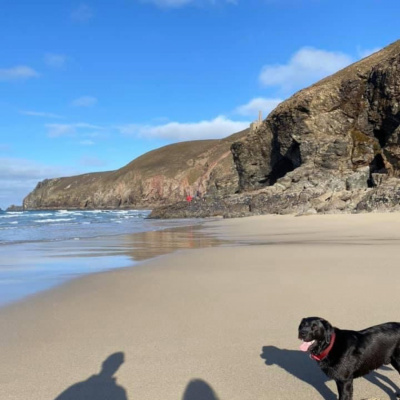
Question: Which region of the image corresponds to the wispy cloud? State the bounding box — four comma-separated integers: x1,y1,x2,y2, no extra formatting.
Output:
79,140,95,146
259,47,353,92
71,3,93,22
0,66,39,82
118,115,249,141
235,97,282,117
71,96,98,107
0,157,79,207
140,0,237,8
20,110,63,119
46,123,103,138
46,124,75,138
0,158,66,181
44,53,67,68
79,156,107,167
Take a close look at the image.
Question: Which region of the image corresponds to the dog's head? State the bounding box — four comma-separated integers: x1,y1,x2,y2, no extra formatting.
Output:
298,317,334,354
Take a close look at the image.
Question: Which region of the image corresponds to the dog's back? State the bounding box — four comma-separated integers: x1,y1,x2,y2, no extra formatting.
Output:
333,322,400,378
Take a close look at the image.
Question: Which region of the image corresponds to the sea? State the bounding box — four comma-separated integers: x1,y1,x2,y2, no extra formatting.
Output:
0,209,204,308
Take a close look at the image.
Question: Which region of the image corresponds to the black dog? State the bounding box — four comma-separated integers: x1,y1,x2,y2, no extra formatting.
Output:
298,317,400,400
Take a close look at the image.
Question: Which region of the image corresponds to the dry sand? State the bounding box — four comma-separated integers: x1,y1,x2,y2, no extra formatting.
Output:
1,213,400,400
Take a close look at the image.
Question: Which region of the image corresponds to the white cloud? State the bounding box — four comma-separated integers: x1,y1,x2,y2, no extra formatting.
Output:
0,66,39,81
20,110,63,119
235,97,282,117
79,140,95,146
44,53,67,68
71,96,98,107
259,47,353,92
74,123,103,129
119,115,250,141
79,156,107,167
0,158,65,181
71,4,93,22
45,123,103,138
0,158,79,208
46,124,76,138
141,0,237,8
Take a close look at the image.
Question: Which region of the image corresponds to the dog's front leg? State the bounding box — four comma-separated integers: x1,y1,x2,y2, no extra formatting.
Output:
336,379,353,400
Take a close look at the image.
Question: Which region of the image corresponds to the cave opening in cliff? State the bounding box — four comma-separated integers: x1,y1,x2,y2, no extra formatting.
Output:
267,141,302,185
373,113,400,147
367,153,387,187
374,129,387,148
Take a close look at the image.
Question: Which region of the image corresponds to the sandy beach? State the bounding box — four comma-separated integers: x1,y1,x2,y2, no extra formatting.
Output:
1,213,400,400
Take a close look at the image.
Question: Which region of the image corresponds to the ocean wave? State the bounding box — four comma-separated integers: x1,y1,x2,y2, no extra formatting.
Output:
34,218,75,223
0,279,27,284
0,209,156,245
55,211,84,217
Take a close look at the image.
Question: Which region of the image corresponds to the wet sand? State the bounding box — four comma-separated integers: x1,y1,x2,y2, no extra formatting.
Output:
0,224,225,307
1,213,400,399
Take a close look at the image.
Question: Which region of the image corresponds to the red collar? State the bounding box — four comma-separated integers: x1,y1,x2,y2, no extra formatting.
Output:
311,332,336,361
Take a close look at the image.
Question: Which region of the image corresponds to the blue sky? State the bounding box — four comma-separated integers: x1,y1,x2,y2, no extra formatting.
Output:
0,0,398,208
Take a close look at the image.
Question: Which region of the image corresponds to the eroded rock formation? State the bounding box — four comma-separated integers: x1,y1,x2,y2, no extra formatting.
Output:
151,40,400,218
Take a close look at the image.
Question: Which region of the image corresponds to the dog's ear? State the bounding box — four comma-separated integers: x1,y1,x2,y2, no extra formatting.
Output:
320,319,333,343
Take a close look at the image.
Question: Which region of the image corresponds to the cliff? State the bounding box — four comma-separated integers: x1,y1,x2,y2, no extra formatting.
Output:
25,40,400,217
23,129,248,210
151,40,400,218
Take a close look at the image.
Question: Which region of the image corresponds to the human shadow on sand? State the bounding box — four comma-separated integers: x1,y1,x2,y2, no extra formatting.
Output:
182,379,219,400
54,352,128,400
261,346,400,399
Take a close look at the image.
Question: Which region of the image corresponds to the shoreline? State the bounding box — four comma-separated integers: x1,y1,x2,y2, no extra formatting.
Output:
0,220,227,308
1,213,400,399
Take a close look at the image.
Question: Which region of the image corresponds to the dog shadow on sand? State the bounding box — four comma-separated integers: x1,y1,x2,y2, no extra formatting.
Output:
261,346,400,399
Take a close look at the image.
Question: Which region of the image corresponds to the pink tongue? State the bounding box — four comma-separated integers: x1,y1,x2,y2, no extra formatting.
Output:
300,341,313,352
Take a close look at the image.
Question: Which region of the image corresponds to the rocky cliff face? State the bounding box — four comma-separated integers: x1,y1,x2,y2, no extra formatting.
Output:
23,130,248,210
151,40,400,218
230,40,400,215
25,40,400,217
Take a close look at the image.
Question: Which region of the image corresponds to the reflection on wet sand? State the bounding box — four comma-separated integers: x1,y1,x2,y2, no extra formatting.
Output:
0,223,230,307
40,224,229,263
121,225,227,261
